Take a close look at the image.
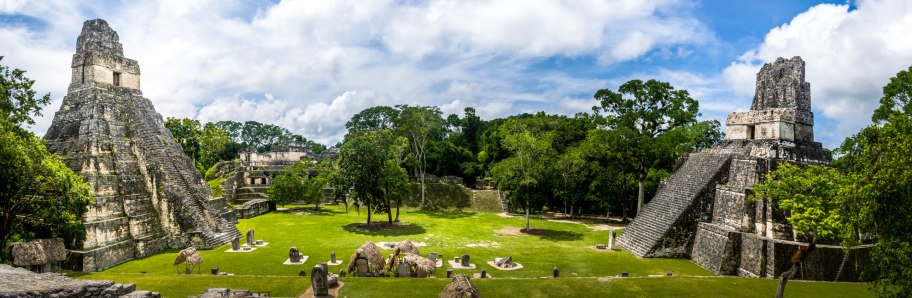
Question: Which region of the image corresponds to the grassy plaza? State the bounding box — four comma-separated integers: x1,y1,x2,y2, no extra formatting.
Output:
72,205,871,297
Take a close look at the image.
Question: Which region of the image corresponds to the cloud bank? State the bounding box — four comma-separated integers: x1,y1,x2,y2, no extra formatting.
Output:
0,0,709,144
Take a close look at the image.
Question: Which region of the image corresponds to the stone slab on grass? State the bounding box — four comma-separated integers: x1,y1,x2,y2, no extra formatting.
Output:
283,256,309,265
225,247,257,253
486,260,524,271
448,260,476,269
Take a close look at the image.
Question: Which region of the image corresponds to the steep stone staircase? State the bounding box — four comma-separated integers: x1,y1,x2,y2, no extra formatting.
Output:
130,96,240,249
616,153,732,257
498,190,510,213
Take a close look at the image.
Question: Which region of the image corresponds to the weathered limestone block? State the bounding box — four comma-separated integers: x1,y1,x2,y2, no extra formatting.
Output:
0,264,160,297
44,19,239,272
726,57,815,142
752,56,811,112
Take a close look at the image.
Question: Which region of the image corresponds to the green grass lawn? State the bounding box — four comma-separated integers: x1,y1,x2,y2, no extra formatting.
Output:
74,205,872,297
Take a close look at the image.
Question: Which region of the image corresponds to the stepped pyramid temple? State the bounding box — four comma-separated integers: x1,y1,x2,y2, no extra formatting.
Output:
616,57,871,281
43,19,240,271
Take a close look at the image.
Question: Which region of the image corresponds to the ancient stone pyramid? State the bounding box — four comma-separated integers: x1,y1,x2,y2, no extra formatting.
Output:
617,57,869,281
616,56,842,271
44,19,240,271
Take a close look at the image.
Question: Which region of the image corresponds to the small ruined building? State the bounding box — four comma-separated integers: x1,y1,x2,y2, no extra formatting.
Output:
42,19,240,271
218,143,339,207
234,199,276,219
616,57,870,281
9,238,67,273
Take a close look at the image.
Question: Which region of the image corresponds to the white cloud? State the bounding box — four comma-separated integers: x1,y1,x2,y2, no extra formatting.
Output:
197,90,392,145
723,0,912,146
1,0,711,144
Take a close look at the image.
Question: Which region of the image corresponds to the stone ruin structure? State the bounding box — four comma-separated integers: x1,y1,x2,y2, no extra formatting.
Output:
215,143,339,206
616,57,870,281
0,264,160,297
43,19,240,271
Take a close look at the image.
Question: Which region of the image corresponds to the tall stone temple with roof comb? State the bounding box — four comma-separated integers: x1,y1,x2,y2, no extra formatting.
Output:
43,19,240,271
615,56,871,281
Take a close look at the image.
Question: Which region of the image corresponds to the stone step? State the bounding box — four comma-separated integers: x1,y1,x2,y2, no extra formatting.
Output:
616,153,732,257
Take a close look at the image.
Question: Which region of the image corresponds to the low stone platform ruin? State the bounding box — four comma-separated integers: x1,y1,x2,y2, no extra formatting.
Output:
616,56,870,281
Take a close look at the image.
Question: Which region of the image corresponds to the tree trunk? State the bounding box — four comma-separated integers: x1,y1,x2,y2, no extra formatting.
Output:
621,204,629,223
385,197,393,224
395,197,401,222
420,173,426,205
524,203,531,231
776,264,799,298
366,203,372,225
637,179,645,217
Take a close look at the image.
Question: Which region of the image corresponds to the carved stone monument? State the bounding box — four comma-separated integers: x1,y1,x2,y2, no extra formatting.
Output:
289,247,301,263
608,230,616,250
246,229,255,246
231,238,240,251
311,264,328,296
43,19,239,272
460,254,470,267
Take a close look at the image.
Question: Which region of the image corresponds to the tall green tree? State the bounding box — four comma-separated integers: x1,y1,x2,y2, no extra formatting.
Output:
338,130,408,224
267,159,325,209
199,122,231,169
164,117,202,161
0,57,92,260
396,105,445,205
592,79,699,216
834,66,912,297
346,106,400,134
750,163,853,298
491,120,557,230
555,146,588,217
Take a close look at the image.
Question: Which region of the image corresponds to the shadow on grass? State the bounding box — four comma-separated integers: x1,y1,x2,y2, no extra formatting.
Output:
275,206,344,216
413,209,477,219
342,222,426,236
523,228,584,242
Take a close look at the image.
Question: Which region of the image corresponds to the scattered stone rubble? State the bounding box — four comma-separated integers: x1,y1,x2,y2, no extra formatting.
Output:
0,264,159,298
616,57,871,281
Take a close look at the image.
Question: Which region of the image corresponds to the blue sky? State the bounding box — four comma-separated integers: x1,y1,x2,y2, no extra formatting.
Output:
1,0,909,148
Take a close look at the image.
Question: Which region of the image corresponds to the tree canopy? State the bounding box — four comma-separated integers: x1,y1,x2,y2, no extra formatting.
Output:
0,57,91,261
592,79,701,216
338,130,409,224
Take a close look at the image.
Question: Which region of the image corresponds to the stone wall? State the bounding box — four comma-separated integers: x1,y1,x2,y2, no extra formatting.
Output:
236,199,276,219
